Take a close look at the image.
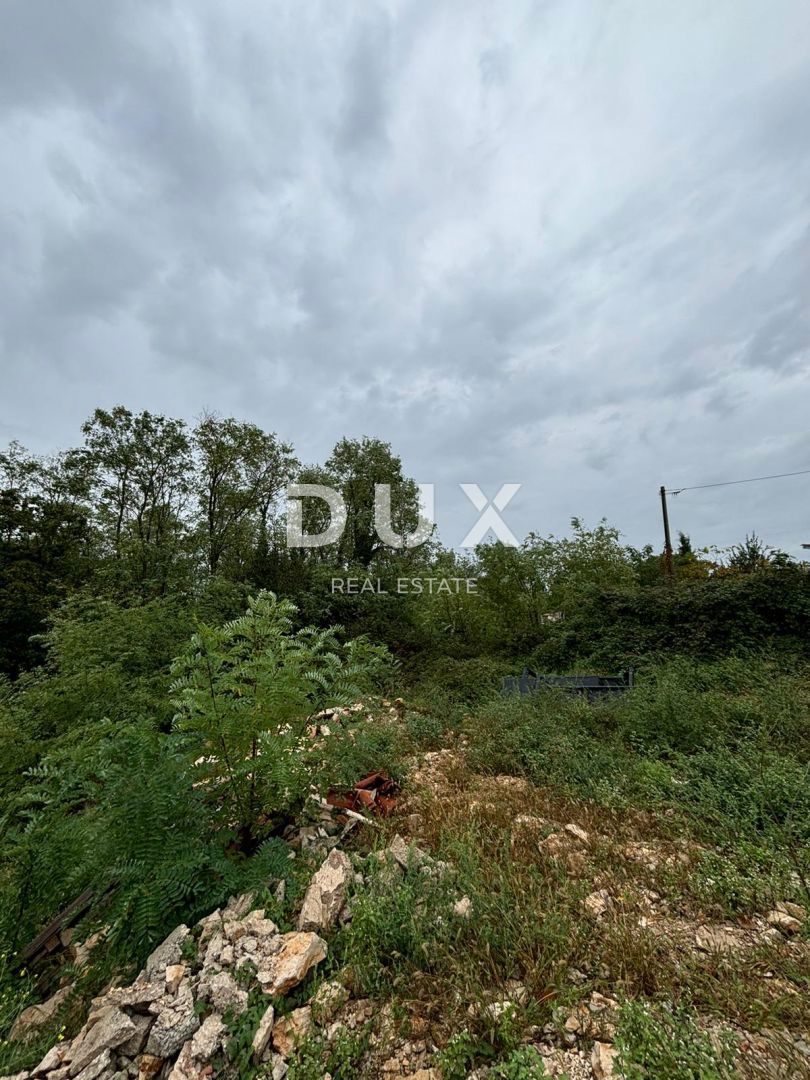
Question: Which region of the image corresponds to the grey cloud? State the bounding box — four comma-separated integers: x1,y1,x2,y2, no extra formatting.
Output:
337,13,392,155
1,0,809,555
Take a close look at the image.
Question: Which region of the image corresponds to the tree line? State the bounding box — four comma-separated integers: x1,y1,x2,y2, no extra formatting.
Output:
1,405,806,680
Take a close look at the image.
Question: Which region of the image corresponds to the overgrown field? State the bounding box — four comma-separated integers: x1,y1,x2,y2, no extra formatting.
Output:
1,595,808,1077
1,414,809,1077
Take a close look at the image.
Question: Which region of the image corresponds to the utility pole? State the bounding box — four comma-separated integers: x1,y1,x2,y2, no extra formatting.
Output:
660,485,674,581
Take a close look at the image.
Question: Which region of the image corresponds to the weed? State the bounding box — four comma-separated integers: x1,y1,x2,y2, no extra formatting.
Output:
287,1023,372,1080
614,999,737,1080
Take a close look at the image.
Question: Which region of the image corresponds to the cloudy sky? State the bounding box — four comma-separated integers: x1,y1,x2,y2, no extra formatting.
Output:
1,0,809,555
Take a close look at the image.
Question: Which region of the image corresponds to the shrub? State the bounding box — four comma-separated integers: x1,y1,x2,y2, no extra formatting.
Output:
170,590,392,846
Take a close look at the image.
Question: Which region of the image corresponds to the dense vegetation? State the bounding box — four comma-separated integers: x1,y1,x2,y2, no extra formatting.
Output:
0,407,808,1076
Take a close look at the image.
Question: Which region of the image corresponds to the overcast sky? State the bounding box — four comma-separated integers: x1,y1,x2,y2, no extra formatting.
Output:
1,1,809,555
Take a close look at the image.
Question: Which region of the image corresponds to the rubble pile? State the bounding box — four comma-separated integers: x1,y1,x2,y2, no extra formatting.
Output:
1,835,452,1080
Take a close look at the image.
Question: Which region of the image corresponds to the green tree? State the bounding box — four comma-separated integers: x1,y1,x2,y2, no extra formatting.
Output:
0,444,93,675
74,407,193,594
475,519,635,650
724,532,791,574
323,436,423,568
193,414,296,577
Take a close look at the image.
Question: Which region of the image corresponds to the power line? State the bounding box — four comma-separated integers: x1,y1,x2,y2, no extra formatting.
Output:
667,467,810,496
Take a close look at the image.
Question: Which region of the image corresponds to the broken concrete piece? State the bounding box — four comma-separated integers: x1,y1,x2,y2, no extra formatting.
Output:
143,925,190,981
206,971,248,1017
119,1012,154,1057
165,965,185,994
387,834,429,871
69,1007,137,1076
145,986,199,1058
190,1014,226,1060
592,1040,621,1079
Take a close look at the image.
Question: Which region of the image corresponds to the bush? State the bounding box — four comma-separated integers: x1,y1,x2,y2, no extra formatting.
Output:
170,590,393,846
0,591,394,1000
409,656,508,712
0,719,294,967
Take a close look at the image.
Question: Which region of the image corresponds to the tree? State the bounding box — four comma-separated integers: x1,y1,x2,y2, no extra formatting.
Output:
75,407,193,593
475,519,636,651
677,532,693,557
193,414,296,577
323,436,423,568
724,533,792,574
0,444,93,675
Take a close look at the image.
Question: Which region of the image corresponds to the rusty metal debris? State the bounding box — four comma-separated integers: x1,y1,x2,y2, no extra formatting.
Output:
327,772,399,817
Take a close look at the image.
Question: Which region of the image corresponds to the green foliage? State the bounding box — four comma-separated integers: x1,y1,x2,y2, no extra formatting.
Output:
411,656,508,711
612,656,810,756
490,1046,552,1078
193,413,296,577
323,435,425,568
614,1000,737,1079
287,1022,372,1080
475,519,636,652
334,824,581,1055
542,564,810,669
170,590,392,843
464,657,810,883
726,533,790,574
74,406,193,595
438,1030,495,1078
0,443,93,677
437,1025,550,1077
0,717,294,966
0,586,391,1010
0,595,192,798
465,692,636,802
221,989,276,1080
332,854,455,997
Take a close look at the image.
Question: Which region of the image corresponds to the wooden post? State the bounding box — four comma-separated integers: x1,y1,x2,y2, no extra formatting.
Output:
660,485,674,582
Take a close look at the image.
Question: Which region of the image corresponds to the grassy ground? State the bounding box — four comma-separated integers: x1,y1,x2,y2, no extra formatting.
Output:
291,745,805,1077
2,656,809,1078
287,658,810,1077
